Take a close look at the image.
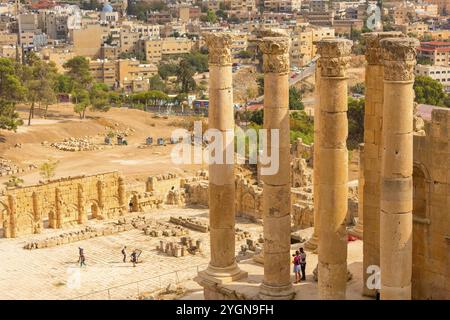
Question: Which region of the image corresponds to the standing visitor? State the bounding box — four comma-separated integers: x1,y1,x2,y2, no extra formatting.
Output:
292,251,301,283
299,247,306,281
121,246,127,263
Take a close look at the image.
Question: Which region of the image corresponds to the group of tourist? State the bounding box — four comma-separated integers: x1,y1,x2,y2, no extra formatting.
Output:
76,246,139,267
292,247,306,283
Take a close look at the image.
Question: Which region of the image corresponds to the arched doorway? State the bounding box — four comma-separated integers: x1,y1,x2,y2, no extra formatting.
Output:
412,163,430,299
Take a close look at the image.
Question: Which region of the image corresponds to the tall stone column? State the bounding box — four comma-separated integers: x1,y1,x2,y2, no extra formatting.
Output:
96,180,105,219
258,36,294,300
118,176,126,211
305,59,321,251
55,187,62,229
349,143,364,238
32,192,42,233
77,183,87,224
7,195,16,238
197,33,247,288
361,31,403,297
316,39,352,300
379,37,418,300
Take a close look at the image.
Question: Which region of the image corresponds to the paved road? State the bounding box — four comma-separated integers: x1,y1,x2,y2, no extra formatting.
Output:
249,62,317,104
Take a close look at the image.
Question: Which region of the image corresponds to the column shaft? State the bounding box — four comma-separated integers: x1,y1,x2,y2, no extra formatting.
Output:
198,33,246,285
361,32,404,297
379,37,418,300
316,39,352,300
259,37,294,300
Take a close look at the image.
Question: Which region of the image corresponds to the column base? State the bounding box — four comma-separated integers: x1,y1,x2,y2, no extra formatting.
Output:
304,233,319,252
197,262,248,285
381,284,411,300
252,252,264,265
259,282,295,300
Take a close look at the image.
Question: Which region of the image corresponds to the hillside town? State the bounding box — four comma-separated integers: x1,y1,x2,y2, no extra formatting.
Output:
0,0,449,303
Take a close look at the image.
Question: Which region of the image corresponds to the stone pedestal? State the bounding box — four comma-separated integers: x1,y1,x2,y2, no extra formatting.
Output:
316,38,352,300
258,37,294,300
361,31,404,297
379,37,418,300
197,33,247,287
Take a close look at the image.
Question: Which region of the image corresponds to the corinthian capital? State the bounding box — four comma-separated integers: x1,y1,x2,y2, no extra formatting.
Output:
259,37,290,74
363,32,404,65
204,32,234,66
316,39,353,78
380,37,419,82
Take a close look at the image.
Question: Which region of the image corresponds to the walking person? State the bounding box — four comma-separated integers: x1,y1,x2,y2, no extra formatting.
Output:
121,246,127,263
292,251,301,284
299,247,306,281
78,247,86,267
130,249,137,267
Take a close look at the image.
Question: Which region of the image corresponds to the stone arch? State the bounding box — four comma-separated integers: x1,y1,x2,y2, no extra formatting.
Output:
15,212,35,236
241,192,256,215
412,161,431,299
87,199,100,219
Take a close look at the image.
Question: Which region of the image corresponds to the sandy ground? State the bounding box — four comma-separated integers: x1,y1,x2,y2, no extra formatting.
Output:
0,104,205,189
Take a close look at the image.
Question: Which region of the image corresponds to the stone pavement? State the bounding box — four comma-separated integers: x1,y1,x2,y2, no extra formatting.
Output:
0,207,263,300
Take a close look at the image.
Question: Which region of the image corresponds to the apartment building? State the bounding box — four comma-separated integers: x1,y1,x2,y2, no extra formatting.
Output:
0,32,17,46
290,25,334,66
418,42,450,66
396,22,429,37
89,59,117,87
423,0,450,14
264,0,302,13
415,64,450,90
424,29,450,41
117,59,158,91
230,0,258,18
70,24,109,58
142,37,195,64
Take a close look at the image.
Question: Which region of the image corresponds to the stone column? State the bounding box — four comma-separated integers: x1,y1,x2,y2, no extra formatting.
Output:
349,143,364,238
361,31,404,297
32,192,42,233
258,36,294,300
316,39,352,300
118,176,126,210
7,195,16,238
197,33,247,287
77,183,87,224
55,187,62,228
304,59,321,252
379,37,418,300
96,180,104,219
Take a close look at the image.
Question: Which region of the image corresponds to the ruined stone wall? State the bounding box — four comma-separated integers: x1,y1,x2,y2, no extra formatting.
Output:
412,109,450,300
0,172,126,238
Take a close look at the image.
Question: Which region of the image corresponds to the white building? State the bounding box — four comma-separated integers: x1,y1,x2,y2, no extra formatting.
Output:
415,64,450,90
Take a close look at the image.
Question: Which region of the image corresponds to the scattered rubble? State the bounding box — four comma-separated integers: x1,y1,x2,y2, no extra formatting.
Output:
48,137,102,152
169,216,209,233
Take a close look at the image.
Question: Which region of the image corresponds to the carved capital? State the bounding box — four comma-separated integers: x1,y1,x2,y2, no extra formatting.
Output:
259,37,290,74
380,37,419,82
363,32,404,65
316,39,353,78
204,32,234,66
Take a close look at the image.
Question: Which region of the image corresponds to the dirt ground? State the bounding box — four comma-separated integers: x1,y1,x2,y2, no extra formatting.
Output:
0,104,205,189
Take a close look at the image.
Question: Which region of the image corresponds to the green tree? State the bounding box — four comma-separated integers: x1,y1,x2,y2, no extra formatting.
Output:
23,55,58,125
158,63,179,80
414,76,447,107
39,160,59,180
71,87,90,119
89,83,111,113
289,87,304,110
149,75,166,91
350,82,366,95
63,56,93,90
0,58,26,130
177,60,196,93
347,97,365,150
